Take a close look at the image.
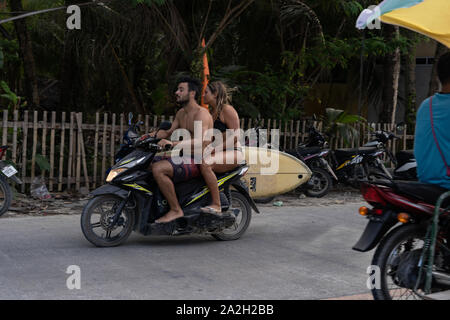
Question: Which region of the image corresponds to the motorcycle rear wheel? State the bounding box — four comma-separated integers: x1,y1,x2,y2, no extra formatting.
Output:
371,224,429,300
81,195,135,247
0,175,12,217
212,191,252,241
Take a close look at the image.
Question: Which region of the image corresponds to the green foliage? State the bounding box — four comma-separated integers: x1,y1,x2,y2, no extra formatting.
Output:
0,0,424,122
0,80,26,110
215,51,309,120
35,154,51,173
322,108,366,146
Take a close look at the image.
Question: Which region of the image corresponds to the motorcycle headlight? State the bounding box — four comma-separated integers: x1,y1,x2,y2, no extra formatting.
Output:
106,168,127,182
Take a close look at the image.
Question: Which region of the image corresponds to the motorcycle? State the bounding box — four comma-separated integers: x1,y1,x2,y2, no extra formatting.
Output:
287,125,388,194
0,145,22,217
353,178,450,300
286,126,336,198
363,129,417,181
393,150,417,181
81,122,259,247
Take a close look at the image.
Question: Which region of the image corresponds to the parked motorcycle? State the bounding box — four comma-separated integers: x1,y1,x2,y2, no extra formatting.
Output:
286,126,336,198
0,146,22,217
287,125,388,195
81,122,259,247
393,150,417,180
363,129,417,181
353,179,450,300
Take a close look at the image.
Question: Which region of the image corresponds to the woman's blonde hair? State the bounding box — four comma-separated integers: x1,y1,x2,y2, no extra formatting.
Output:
208,81,231,120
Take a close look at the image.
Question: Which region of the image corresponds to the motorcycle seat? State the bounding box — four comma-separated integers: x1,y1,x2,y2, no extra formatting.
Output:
335,147,378,159
393,181,450,207
295,146,322,157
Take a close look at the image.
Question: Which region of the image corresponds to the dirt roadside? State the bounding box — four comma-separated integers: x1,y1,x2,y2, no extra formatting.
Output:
2,187,364,219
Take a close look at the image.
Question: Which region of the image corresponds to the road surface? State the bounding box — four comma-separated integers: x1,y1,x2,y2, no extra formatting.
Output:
0,201,374,300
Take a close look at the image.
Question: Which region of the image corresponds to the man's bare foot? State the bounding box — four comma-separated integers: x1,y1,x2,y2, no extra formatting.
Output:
200,205,221,215
155,210,184,223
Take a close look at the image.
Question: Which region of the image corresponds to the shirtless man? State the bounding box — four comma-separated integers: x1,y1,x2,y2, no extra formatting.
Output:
150,77,213,223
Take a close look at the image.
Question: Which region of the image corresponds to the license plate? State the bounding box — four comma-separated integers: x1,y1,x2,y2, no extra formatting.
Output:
2,165,18,178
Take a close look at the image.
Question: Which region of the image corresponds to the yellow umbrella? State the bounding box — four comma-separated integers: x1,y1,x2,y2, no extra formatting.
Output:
356,0,450,48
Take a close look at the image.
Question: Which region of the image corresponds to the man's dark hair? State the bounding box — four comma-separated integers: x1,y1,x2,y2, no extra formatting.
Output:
176,76,201,100
438,52,450,86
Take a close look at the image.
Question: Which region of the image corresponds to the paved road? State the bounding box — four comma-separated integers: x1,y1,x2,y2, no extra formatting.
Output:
0,202,374,300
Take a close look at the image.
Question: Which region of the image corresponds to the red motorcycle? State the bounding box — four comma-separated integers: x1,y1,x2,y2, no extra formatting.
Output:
353,179,450,300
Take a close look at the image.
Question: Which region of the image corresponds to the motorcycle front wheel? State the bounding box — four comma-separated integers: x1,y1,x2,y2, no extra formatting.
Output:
81,195,135,247
304,167,332,198
371,224,430,300
0,175,13,217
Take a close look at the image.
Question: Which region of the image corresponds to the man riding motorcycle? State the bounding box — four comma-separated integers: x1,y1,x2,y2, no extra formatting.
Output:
147,77,214,224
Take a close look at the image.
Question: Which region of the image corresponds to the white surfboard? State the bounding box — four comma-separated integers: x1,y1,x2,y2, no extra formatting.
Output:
241,147,312,198
155,146,312,198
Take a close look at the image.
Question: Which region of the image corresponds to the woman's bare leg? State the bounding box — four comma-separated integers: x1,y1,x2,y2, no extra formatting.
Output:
199,159,222,213
199,150,244,214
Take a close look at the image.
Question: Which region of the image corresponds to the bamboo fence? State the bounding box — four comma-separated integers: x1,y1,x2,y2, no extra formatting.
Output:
0,110,415,193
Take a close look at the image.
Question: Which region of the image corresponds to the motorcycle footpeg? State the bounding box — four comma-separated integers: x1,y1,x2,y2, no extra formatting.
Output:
149,221,176,235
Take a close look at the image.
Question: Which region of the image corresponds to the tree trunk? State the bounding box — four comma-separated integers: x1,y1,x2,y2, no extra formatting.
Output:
381,25,401,126
428,42,450,96
404,34,417,128
9,0,40,108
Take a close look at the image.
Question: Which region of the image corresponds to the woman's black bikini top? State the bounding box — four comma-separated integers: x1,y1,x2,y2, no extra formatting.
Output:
214,118,228,132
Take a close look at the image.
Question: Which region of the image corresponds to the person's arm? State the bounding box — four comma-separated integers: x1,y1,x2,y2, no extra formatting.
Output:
222,105,240,130
222,105,241,147
154,110,182,139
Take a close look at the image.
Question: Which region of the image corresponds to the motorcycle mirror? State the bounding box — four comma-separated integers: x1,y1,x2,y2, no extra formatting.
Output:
396,122,405,133
128,112,133,125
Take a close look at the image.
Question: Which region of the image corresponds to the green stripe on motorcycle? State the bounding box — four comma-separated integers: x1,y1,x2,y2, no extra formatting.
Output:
185,171,238,206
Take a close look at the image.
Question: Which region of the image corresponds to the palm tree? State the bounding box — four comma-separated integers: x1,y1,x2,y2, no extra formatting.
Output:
322,107,366,147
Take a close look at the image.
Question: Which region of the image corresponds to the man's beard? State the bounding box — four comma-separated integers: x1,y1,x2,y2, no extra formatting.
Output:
177,96,190,106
